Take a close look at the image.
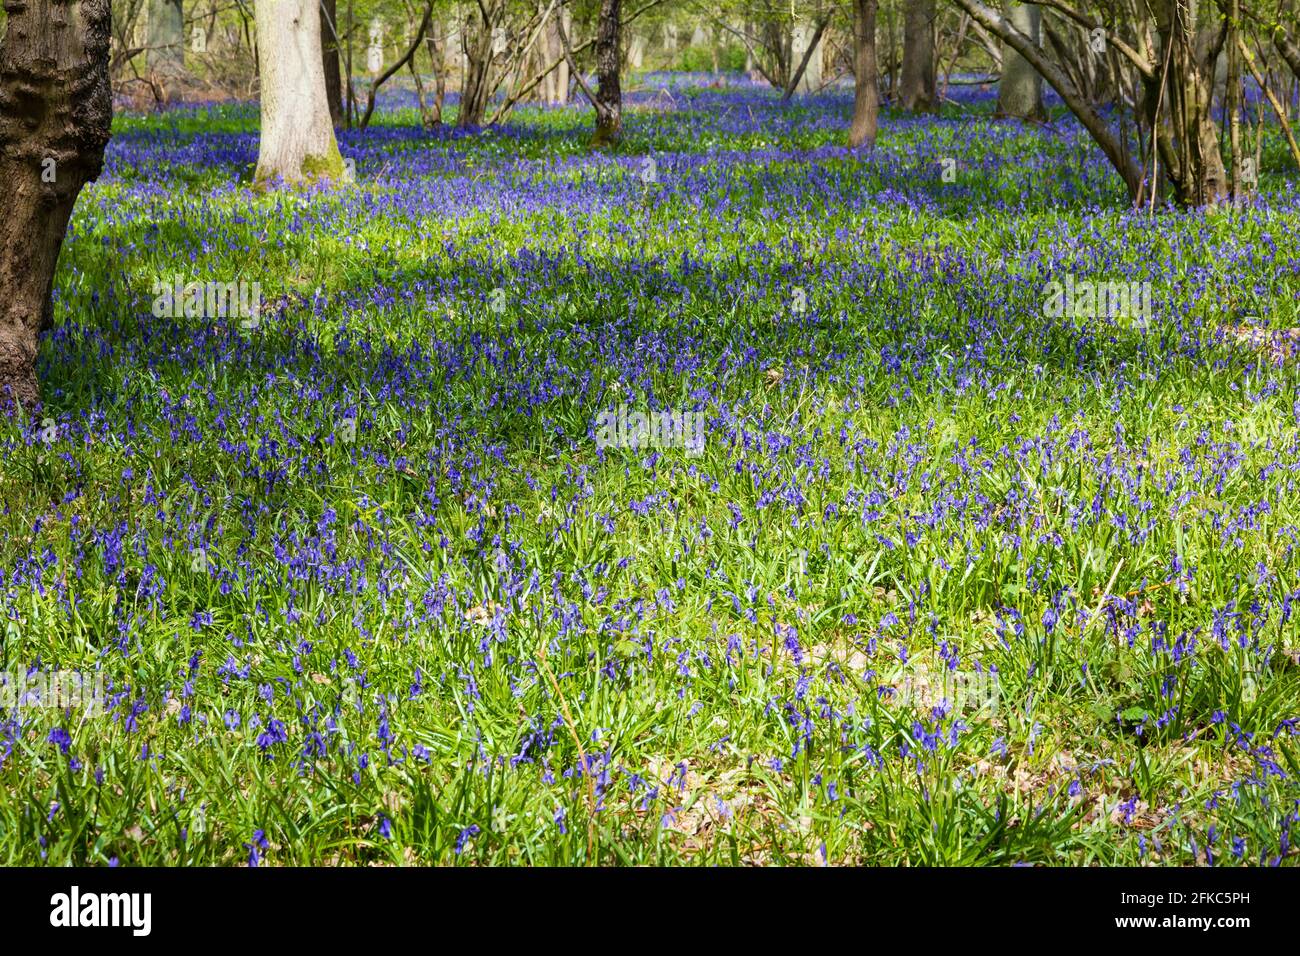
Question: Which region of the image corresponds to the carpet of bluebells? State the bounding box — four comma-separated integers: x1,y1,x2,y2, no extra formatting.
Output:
3,73,1300,865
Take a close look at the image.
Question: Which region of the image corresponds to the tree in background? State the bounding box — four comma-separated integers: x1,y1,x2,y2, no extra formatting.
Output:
945,0,1268,207
591,0,623,144
540,3,573,104
321,0,345,125
459,0,504,128
147,0,186,101
1146,0,1225,206
23,0,1300,213
996,1,1044,121
253,0,346,184
558,0,624,145
900,0,937,111
704,1,832,98
849,0,880,147
0,0,114,412
951,0,1140,196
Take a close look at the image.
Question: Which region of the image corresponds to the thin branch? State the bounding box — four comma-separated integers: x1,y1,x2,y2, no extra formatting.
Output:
947,0,1144,201
359,0,435,130
782,15,831,101
1033,0,1155,77
556,2,600,108
1236,34,1300,171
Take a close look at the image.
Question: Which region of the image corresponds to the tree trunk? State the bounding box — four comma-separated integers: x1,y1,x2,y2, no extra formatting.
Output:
416,22,446,125
1226,0,1241,201
357,1,433,130
555,8,572,104
591,0,622,147
0,0,113,413
792,21,824,95
147,0,185,103
345,1,355,127
459,7,495,127
321,0,344,126
849,0,880,148
785,19,826,98
627,31,645,71
884,2,898,102
253,0,344,185
539,3,570,105
900,0,937,112
540,2,558,102
1146,0,1226,206
997,2,1045,121
1275,27,1300,80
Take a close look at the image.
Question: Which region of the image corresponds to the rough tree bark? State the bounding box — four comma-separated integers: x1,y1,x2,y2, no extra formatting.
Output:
0,0,113,413
900,0,937,112
253,0,344,185
321,0,344,126
459,5,497,127
1145,0,1225,206
849,0,880,148
997,1,1045,121
1275,27,1300,79
591,0,623,146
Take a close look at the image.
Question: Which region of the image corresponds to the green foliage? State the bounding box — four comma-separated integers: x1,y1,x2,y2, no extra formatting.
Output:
2,82,1299,866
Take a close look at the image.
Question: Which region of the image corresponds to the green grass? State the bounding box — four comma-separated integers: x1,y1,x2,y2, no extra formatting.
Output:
1,82,1299,866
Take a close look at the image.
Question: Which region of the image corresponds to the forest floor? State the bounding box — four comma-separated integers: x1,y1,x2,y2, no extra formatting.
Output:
2,75,1299,864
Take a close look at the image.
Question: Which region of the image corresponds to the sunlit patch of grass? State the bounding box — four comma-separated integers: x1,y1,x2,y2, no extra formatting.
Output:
2,80,1299,865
